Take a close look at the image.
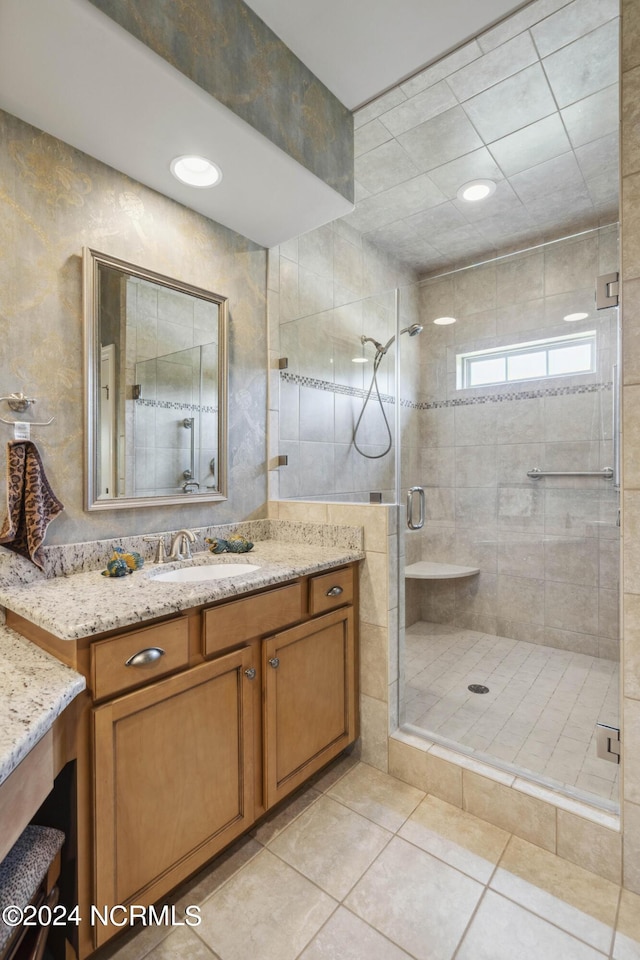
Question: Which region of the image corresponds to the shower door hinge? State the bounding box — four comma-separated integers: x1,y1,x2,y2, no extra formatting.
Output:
596,723,621,763
596,272,619,309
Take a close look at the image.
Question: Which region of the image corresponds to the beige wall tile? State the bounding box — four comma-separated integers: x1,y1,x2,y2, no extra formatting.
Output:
623,0,640,70
327,503,389,553
624,492,640,593
360,552,390,627
624,697,640,805
425,748,464,807
275,500,328,522
623,66,640,178
360,695,389,772
389,736,430,791
623,385,640,488
624,594,640,699
462,771,556,851
360,622,390,702
622,173,640,282
622,278,640,385
623,801,640,893
557,810,622,885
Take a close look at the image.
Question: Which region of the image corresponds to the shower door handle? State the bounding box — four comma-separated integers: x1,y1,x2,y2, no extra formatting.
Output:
407,486,425,530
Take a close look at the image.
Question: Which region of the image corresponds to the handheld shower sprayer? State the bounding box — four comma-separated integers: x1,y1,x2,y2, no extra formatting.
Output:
353,323,424,458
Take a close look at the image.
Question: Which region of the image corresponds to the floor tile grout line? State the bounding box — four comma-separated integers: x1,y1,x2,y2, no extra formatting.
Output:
480,888,612,957
290,900,342,960
450,873,495,960
266,818,397,903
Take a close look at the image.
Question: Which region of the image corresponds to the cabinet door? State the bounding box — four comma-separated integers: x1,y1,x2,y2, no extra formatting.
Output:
263,607,356,808
93,647,254,941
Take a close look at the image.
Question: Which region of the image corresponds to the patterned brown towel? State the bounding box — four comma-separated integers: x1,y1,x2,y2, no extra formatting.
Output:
0,440,64,570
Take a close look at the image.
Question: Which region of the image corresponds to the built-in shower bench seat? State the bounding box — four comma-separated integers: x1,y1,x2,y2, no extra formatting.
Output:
404,561,480,580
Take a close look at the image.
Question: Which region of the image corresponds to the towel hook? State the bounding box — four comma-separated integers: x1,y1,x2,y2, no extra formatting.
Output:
0,392,37,412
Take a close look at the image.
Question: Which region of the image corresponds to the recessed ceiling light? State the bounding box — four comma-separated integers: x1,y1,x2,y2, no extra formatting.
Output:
170,155,222,188
433,316,457,325
563,312,589,322
457,179,496,202
352,356,369,363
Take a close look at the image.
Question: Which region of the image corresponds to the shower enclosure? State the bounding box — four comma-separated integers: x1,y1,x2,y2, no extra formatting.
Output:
397,226,620,810
274,0,621,813
275,222,621,812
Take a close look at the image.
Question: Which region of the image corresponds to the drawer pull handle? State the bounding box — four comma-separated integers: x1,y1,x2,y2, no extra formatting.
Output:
326,585,343,597
244,667,257,680
125,647,165,667
268,657,280,669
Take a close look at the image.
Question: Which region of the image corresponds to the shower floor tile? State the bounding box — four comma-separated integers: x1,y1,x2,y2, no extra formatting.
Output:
402,622,619,805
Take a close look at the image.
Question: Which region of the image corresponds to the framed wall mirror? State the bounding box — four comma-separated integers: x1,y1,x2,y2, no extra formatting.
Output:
83,248,228,510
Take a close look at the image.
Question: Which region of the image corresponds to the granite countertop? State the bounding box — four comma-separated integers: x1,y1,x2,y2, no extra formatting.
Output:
0,539,364,641
0,625,85,787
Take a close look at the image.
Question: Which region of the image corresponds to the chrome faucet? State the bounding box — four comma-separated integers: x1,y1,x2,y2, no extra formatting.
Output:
168,529,197,560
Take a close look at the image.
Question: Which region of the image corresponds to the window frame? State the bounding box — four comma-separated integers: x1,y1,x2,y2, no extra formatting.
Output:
456,330,597,390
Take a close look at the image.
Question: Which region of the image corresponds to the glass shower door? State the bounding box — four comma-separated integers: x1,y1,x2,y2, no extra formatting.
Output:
396,237,621,811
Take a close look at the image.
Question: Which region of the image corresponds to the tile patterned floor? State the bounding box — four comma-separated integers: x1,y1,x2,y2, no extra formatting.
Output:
402,622,620,805
97,756,637,960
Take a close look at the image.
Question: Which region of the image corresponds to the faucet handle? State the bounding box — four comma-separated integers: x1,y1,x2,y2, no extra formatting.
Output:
143,535,167,564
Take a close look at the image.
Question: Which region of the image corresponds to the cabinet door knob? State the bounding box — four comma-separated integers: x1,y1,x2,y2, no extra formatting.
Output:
268,657,280,669
125,647,165,667
326,585,343,596
244,667,257,680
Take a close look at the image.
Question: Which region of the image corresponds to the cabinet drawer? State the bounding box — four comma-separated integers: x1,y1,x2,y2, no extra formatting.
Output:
203,582,303,657
91,617,190,701
308,566,353,616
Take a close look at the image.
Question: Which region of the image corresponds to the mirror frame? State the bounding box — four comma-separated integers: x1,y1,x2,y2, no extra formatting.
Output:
83,247,228,511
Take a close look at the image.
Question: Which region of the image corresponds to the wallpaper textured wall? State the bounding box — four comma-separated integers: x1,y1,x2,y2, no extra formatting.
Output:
88,0,354,202
0,108,268,544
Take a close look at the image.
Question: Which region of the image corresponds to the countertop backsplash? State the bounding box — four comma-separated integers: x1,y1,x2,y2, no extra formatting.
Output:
0,518,364,581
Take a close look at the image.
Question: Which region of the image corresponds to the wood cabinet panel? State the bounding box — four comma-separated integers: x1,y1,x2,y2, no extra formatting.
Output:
308,566,354,616
203,581,303,655
91,616,189,701
93,647,255,938
0,731,53,862
263,606,356,808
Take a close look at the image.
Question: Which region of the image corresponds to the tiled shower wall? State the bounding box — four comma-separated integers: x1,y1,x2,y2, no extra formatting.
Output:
404,226,620,659
126,278,219,497
267,220,419,502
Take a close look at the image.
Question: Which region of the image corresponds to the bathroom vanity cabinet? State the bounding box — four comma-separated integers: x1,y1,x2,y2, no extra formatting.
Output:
7,562,358,957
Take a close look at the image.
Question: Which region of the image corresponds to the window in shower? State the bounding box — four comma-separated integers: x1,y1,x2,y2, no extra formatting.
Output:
457,331,596,389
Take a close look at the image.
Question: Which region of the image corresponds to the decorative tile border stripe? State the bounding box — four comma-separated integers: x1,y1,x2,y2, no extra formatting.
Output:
280,370,612,409
135,398,216,413
280,370,394,403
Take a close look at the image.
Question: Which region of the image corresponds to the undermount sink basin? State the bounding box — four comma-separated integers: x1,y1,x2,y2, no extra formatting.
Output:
150,563,261,583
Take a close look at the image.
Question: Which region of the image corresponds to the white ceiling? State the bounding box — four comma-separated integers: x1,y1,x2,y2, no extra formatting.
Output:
243,0,528,108
344,0,619,276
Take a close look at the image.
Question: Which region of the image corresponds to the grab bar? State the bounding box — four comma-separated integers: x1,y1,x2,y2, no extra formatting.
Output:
182,417,199,490
407,486,425,530
527,467,613,480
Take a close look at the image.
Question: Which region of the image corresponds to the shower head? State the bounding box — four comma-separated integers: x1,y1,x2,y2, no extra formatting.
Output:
361,322,424,357
405,323,423,337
